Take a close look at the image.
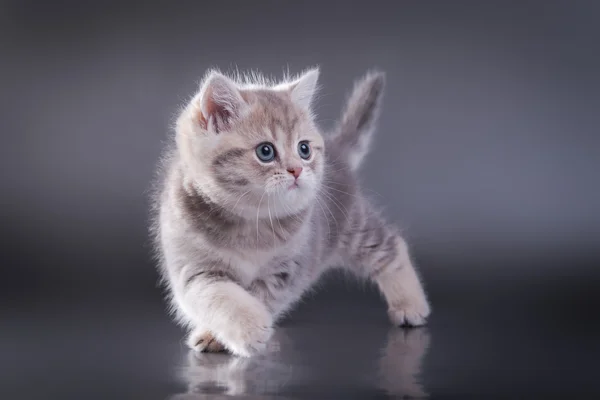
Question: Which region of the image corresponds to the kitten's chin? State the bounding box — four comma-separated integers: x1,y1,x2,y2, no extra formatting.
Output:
271,186,316,218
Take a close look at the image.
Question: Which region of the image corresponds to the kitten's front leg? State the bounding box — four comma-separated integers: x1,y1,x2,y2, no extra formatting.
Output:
177,266,274,357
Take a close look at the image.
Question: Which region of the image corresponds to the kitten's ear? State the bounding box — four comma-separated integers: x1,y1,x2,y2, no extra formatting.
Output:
196,71,247,133
288,67,320,110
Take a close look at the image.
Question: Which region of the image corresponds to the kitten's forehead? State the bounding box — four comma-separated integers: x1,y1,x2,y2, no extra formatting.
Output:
240,89,303,139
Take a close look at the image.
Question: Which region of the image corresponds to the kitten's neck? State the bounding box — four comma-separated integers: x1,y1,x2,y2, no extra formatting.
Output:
181,180,241,222
178,180,313,250
182,178,311,225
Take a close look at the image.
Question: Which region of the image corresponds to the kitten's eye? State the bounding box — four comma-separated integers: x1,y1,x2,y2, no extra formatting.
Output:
298,141,311,160
256,142,276,162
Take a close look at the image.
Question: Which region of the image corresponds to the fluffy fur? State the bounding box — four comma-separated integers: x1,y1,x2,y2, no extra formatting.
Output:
150,67,430,357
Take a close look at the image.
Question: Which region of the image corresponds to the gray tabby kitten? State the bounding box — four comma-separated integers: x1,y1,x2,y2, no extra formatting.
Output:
151,67,430,357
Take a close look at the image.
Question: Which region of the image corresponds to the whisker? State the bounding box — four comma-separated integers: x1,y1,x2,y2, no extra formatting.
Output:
319,184,361,199
283,202,303,224
267,194,276,245
314,196,331,241
275,194,288,241
277,194,304,224
230,190,251,214
328,194,353,222
321,179,385,199
326,165,351,175
256,190,266,246
325,149,347,167
318,188,351,225
316,190,341,232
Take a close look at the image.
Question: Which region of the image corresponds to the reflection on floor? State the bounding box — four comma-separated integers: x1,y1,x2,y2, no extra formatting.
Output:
171,327,430,398
3,264,600,399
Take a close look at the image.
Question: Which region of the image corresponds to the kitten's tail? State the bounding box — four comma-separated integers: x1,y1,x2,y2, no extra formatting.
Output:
330,70,386,171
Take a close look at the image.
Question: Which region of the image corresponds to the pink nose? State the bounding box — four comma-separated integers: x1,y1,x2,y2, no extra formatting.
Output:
287,167,303,179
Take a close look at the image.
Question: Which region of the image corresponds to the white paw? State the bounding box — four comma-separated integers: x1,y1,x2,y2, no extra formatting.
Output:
388,298,431,327
187,330,226,353
216,305,274,357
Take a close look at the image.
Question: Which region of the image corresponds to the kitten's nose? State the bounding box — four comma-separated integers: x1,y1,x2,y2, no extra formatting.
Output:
287,167,303,179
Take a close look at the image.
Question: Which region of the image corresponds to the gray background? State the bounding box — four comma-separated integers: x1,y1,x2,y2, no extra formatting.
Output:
1,1,599,398
2,0,598,300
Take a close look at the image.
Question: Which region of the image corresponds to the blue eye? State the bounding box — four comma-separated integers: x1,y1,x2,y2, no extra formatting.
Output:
298,141,311,159
256,142,276,162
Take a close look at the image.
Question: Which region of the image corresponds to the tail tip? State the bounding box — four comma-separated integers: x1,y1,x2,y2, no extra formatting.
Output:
362,69,386,91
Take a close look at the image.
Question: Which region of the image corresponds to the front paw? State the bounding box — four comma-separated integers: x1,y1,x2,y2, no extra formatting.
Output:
187,330,226,353
388,297,431,327
217,305,274,357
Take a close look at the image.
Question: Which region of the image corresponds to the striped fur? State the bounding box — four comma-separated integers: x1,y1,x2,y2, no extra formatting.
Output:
150,67,430,357
331,70,386,171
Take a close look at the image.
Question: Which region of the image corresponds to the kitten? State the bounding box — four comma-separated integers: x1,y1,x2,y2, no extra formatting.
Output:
150,67,430,357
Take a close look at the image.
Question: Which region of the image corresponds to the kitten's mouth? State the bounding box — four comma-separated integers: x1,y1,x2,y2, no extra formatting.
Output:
288,182,299,190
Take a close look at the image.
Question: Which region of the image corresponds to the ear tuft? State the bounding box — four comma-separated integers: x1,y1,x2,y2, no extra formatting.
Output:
197,71,246,133
289,67,320,110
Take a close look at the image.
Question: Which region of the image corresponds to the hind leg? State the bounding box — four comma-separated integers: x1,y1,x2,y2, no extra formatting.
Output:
342,208,430,326
373,235,430,326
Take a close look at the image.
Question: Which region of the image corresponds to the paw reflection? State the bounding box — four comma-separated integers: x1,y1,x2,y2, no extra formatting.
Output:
169,326,430,398
171,331,294,398
378,328,430,398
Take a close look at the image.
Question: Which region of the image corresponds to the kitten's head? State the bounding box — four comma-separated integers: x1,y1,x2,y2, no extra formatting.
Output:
176,68,324,219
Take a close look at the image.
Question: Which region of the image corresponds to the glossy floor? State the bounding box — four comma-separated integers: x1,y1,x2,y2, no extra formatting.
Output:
3,266,599,399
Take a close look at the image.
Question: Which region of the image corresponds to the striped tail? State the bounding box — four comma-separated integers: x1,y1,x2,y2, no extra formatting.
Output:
330,70,386,171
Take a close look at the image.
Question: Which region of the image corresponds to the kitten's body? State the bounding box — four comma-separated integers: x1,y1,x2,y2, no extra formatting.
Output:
151,68,430,357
